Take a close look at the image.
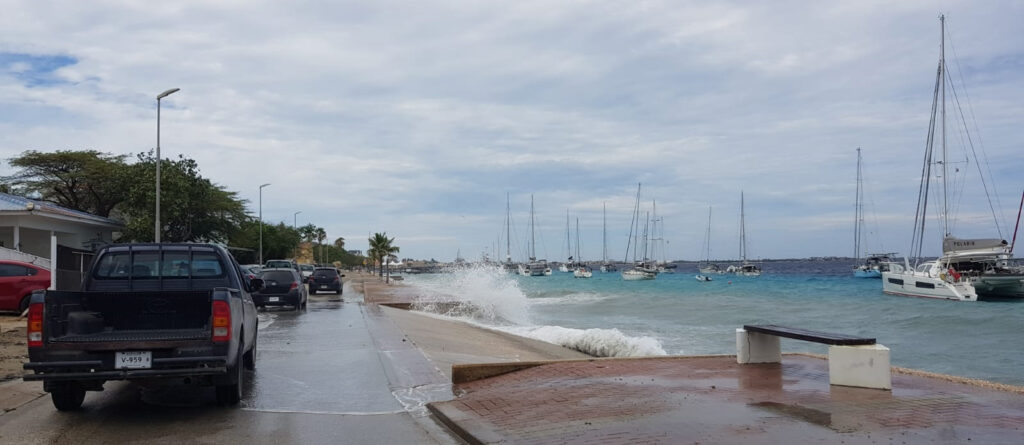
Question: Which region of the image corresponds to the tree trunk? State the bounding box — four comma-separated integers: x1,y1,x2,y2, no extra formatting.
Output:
385,258,390,283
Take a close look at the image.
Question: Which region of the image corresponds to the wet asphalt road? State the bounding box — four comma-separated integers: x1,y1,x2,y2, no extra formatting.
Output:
0,285,458,444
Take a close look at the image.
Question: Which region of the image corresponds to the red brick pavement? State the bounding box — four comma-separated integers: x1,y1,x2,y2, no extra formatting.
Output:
428,355,1024,444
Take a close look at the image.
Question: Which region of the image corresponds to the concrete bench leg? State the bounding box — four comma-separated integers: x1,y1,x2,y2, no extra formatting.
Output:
736,328,781,364
828,344,891,390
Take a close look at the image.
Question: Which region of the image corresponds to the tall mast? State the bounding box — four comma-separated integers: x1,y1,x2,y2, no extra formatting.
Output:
566,209,571,261
704,206,713,263
602,202,608,263
575,218,581,262
941,14,949,236
505,192,511,263
530,194,536,261
854,148,863,261
642,211,650,263
740,191,747,262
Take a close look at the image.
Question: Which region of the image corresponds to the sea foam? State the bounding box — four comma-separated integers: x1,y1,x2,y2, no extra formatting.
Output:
503,325,667,357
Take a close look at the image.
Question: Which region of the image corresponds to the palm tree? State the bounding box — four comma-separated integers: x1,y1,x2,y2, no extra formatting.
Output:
315,227,327,264
368,232,399,282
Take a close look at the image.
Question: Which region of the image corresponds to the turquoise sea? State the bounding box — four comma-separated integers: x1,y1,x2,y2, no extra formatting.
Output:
403,260,1024,386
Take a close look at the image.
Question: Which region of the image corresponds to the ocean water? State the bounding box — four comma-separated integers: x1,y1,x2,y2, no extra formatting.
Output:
402,261,1024,386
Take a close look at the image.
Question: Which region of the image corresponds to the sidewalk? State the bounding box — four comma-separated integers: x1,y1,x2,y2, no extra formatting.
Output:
427,355,1024,444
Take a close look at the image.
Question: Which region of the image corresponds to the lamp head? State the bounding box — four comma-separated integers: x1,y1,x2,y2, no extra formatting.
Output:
157,88,180,100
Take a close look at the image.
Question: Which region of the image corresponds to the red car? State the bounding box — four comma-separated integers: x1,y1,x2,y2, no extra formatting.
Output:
0,260,50,313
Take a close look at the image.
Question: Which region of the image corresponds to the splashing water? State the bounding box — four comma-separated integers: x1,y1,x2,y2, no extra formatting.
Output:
503,325,667,357
405,263,530,325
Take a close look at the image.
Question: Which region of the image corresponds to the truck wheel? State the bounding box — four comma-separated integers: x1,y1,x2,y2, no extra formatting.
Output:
216,343,244,406
19,295,32,314
243,333,257,371
51,383,86,411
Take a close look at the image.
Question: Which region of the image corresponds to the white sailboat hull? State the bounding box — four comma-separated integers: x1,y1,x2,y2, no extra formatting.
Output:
622,269,656,280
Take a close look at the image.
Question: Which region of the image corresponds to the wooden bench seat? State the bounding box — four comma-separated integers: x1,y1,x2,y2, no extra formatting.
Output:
737,324,890,390
742,325,875,346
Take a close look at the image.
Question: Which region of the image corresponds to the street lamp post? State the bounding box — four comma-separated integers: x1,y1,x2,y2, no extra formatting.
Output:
259,183,271,264
155,87,180,243
293,211,302,228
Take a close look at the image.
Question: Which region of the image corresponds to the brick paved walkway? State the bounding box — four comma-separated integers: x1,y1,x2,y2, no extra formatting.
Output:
428,355,1024,444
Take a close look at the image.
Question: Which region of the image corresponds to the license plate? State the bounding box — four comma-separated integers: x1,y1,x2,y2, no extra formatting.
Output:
321,285,328,289
115,351,151,369
269,297,279,302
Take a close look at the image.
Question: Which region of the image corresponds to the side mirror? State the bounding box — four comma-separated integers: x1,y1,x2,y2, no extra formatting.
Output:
249,278,265,292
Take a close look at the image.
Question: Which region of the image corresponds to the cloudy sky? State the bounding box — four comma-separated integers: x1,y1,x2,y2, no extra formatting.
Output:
2,0,1023,261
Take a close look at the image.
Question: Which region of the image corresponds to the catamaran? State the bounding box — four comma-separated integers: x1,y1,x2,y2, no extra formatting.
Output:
882,15,1024,301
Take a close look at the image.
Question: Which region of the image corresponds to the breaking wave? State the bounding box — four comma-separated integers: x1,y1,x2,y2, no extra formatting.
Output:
503,325,667,357
403,264,667,358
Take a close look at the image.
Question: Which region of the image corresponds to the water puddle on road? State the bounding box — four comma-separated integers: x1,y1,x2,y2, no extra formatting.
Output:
392,383,454,417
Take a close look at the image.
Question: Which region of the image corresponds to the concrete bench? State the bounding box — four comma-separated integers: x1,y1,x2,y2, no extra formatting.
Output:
736,324,891,390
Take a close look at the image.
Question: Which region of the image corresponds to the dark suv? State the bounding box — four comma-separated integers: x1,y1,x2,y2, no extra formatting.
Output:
254,268,307,310
309,267,344,295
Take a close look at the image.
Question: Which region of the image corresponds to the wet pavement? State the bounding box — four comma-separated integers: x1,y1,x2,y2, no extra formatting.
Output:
0,282,461,444
427,355,1024,444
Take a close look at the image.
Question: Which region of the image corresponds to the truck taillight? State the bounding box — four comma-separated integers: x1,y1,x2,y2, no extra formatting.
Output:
27,302,44,347
212,300,231,342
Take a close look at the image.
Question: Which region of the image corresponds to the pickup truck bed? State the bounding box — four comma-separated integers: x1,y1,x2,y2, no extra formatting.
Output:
24,243,260,411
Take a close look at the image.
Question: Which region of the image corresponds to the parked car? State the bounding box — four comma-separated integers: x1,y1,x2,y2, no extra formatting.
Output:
254,268,307,310
0,260,51,314
240,264,262,281
299,264,314,281
264,259,300,276
309,267,344,295
23,243,260,410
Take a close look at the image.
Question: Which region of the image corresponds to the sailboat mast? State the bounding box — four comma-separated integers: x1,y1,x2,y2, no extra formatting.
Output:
603,202,608,263
854,148,863,261
740,191,747,262
530,194,536,260
576,218,581,261
705,207,712,262
642,211,650,263
941,14,949,236
566,209,571,261
505,192,511,263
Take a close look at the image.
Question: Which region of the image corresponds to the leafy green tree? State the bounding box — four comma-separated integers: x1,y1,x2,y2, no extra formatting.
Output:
333,237,345,250
119,151,248,243
229,220,301,263
4,150,128,217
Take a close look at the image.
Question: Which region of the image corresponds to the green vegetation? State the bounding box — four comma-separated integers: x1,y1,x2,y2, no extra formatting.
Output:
368,232,399,282
3,149,366,266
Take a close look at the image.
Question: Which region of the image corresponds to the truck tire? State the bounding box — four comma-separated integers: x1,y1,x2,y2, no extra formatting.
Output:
19,295,32,314
243,333,257,371
216,342,244,406
51,383,86,411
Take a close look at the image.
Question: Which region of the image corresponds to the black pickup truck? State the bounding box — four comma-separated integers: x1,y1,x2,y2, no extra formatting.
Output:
23,243,261,410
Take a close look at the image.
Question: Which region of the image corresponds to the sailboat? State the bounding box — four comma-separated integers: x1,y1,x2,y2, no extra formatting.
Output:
852,149,897,278
559,210,573,272
517,195,550,277
726,191,761,276
882,15,1024,301
650,201,676,274
622,183,658,280
698,206,724,274
600,202,618,272
573,218,592,278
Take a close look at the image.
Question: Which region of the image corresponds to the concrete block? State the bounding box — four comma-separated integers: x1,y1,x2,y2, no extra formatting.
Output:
736,328,781,364
828,344,891,390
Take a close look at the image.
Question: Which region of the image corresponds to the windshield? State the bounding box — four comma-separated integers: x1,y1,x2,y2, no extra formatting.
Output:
300,264,314,272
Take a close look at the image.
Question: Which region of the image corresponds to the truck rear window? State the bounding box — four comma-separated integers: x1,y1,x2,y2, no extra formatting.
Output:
93,251,225,279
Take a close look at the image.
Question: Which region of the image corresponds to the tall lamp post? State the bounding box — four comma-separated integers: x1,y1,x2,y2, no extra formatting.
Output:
293,211,302,228
155,87,180,243
259,183,272,264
